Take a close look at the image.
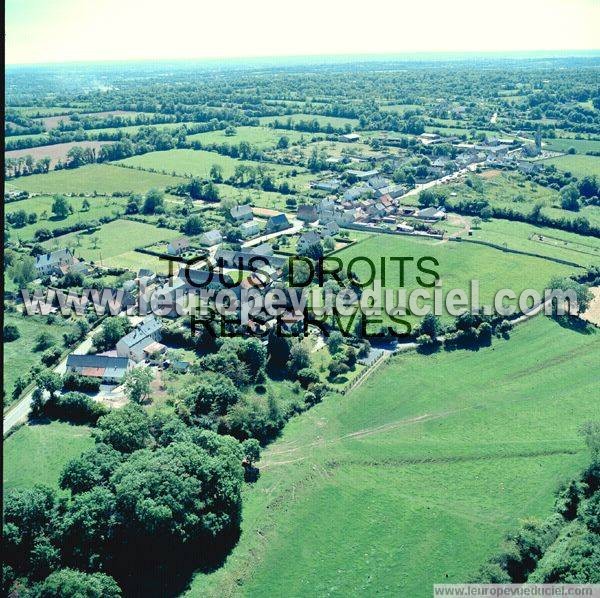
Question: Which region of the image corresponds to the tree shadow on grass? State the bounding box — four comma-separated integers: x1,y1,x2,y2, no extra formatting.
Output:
550,314,595,335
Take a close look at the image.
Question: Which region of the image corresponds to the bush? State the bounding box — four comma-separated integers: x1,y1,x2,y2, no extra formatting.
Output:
297,367,320,388
4,324,20,342
41,347,62,367
43,391,107,424
62,372,101,393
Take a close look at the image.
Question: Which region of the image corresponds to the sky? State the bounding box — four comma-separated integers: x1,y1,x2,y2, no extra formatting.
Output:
5,0,600,65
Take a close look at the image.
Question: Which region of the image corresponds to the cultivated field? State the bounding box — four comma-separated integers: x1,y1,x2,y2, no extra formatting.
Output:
188,316,600,597
6,164,184,195
6,140,111,168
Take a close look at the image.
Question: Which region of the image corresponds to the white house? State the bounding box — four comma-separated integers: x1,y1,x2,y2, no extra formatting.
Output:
199,230,223,247
116,315,164,362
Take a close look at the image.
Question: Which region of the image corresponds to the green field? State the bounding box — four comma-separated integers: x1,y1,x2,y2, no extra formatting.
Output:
447,171,600,229
6,194,129,241
540,154,600,178
188,316,600,596
327,231,579,327
543,137,600,154
258,113,359,129
187,126,315,148
3,421,94,493
116,149,310,188
3,312,76,402
6,163,184,195
41,218,179,268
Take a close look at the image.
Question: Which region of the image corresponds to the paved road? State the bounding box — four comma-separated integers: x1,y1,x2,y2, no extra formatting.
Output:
3,335,94,436
242,216,303,248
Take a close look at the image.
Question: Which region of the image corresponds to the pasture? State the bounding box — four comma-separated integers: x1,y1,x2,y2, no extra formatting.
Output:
448,171,600,229
188,316,600,597
3,421,94,493
6,164,184,195
543,137,600,154
187,126,314,148
329,230,579,327
41,219,180,268
116,149,310,188
5,194,129,241
540,154,600,178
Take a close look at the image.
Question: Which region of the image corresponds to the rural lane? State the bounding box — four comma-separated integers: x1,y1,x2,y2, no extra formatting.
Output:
3,335,94,436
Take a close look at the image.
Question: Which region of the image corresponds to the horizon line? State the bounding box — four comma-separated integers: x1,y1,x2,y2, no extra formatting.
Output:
6,48,600,69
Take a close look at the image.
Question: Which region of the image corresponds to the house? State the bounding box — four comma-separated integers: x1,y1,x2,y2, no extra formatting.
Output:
230,204,253,223
266,213,291,232
116,315,163,362
297,231,322,253
250,243,274,257
343,184,371,202
297,204,318,223
167,237,190,256
375,184,405,199
240,221,260,239
199,230,223,247
340,133,360,142
368,175,392,190
415,206,446,221
346,169,379,180
34,249,76,276
367,203,386,219
517,160,541,175
320,221,339,237
66,354,131,384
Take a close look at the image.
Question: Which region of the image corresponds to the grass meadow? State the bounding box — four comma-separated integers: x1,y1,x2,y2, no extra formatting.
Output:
3,422,94,494
6,194,129,241
7,164,184,195
187,316,599,597
187,126,315,148
540,154,600,178
327,230,579,328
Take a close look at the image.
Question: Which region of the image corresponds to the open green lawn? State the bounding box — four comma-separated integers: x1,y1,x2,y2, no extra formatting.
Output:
216,184,295,212
326,230,579,328
3,421,94,493
6,195,129,241
6,164,184,195
258,113,359,129
116,149,311,190
3,312,76,402
187,126,315,148
187,316,600,597
540,154,600,179
41,219,179,268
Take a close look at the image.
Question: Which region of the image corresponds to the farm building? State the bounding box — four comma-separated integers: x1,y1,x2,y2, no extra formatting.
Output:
340,133,360,142
346,169,379,180
65,354,131,384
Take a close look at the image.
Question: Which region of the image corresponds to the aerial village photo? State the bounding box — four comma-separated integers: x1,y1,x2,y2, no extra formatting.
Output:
3,0,600,596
